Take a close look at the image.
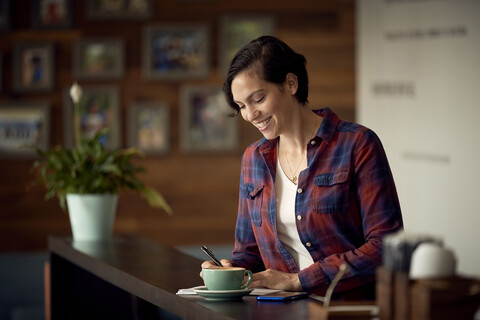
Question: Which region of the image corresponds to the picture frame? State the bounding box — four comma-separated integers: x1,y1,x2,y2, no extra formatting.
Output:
219,14,275,75
13,42,55,93
0,102,50,157
142,24,209,80
179,85,238,153
127,103,170,155
86,0,153,20
63,86,121,150
73,38,125,80
0,53,3,91
31,0,73,30
0,0,11,31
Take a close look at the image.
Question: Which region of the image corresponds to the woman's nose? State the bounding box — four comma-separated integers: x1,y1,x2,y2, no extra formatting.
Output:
244,107,259,122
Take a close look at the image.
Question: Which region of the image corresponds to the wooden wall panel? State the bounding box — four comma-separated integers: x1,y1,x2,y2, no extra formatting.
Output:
0,0,355,251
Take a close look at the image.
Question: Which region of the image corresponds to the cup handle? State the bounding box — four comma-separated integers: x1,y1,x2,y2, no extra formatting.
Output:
241,270,253,289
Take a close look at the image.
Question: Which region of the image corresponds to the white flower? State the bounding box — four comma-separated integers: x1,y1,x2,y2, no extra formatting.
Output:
69,82,83,104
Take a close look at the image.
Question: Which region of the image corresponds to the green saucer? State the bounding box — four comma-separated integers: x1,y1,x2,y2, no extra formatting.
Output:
193,286,253,301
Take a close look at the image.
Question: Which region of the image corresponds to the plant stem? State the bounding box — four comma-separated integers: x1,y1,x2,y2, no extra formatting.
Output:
73,102,81,148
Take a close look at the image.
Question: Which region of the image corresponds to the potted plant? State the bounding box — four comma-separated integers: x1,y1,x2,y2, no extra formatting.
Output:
31,82,171,241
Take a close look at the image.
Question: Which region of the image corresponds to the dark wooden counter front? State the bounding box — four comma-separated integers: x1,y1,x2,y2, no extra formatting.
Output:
48,235,374,320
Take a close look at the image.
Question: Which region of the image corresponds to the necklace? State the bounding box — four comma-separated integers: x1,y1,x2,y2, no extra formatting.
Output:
283,117,320,184
285,150,305,184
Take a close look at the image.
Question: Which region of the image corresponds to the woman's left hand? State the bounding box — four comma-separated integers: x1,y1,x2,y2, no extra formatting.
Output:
250,269,303,291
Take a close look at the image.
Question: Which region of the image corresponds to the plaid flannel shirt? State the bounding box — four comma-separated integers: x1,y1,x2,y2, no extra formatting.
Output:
230,107,403,298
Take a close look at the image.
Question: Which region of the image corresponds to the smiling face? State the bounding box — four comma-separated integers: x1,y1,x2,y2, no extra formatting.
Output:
231,69,298,140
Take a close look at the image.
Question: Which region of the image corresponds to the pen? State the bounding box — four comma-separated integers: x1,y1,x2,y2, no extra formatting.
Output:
201,245,223,267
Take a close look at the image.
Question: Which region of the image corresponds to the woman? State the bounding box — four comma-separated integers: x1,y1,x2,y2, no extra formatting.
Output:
201,36,403,300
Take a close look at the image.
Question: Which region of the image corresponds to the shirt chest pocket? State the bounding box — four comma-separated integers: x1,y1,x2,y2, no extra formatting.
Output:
242,183,264,227
312,170,350,214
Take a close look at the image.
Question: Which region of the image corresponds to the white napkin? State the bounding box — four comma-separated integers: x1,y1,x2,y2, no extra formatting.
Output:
176,286,281,296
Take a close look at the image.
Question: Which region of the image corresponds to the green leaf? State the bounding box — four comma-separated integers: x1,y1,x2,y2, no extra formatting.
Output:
141,186,172,215
28,128,172,215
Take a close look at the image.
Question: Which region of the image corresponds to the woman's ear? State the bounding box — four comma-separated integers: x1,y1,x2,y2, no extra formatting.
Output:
285,73,298,95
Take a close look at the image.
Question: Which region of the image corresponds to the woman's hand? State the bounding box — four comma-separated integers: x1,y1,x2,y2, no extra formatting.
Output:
199,259,233,278
250,269,303,291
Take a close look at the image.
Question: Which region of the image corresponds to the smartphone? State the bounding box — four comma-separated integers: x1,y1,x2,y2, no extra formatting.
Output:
256,291,309,301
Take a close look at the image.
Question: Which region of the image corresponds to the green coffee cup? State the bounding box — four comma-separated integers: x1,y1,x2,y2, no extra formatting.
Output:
202,266,253,291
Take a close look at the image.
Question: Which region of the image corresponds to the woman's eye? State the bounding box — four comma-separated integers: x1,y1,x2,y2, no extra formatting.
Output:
254,96,265,103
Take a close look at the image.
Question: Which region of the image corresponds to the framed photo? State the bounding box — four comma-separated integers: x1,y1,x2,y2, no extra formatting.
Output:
127,103,170,155
0,53,2,91
180,85,238,153
142,24,209,80
0,0,11,30
0,102,50,157
63,86,121,150
86,0,153,20
13,42,55,93
73,38,125,80
31,0,73,30
219,15,275,75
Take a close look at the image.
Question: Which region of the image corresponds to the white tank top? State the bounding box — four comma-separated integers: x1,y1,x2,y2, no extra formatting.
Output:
275,156,315,270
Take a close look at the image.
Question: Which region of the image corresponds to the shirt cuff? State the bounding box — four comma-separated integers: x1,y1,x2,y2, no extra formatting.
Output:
298,263,329,294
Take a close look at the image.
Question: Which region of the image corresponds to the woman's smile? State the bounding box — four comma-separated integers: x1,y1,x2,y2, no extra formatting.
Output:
254,117,272,131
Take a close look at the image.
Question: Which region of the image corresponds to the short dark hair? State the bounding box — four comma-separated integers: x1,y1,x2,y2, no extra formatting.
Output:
223,36,309,116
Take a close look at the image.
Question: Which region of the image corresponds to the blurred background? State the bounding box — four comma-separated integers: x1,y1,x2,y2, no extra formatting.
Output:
0,0,356,252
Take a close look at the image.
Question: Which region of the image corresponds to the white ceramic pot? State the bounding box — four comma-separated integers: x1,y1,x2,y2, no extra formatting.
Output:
66,193,118,241
409,242,456,279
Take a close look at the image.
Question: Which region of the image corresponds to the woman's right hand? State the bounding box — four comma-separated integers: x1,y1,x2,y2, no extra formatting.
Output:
199,259,233,278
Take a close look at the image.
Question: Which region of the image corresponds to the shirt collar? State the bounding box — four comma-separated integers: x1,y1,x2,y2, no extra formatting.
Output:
315,107,340,144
